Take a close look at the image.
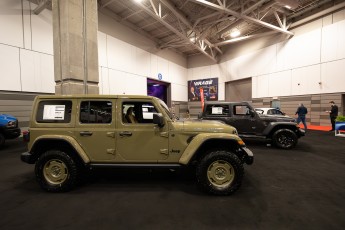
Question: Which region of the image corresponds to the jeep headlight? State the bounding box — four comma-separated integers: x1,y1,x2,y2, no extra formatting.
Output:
233,128,238,135
7,120,16,128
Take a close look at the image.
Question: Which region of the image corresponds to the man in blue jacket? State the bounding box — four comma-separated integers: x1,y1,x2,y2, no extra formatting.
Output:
295,103,308,130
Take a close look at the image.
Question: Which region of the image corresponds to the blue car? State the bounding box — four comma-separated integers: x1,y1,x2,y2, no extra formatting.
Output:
0,114,21,147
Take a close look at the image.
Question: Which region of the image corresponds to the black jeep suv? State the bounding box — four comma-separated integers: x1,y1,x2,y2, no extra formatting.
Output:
199,102,305,149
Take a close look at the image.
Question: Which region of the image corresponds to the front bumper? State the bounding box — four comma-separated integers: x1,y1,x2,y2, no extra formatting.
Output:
297,128,306,137
2,127,21,139
21,152,36,164
241,146,254,165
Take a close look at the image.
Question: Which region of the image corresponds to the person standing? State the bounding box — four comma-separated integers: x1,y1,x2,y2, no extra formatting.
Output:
326,101,338,131
295,103,308,130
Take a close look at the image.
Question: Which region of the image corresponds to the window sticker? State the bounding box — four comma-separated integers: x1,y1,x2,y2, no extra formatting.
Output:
43,105,65,120
212,107,223,115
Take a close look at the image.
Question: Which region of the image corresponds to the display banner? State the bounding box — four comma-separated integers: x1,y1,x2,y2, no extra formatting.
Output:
188,78,218,102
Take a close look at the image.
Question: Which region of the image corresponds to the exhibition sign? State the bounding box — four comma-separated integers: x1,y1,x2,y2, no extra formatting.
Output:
188,78,218,102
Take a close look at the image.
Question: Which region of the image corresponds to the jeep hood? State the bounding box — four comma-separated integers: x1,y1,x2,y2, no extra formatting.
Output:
172,119,237,134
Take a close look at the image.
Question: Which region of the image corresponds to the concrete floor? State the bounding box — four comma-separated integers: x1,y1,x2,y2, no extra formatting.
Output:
1,130,345,230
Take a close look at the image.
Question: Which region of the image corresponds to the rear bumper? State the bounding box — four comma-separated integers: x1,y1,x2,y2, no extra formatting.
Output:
21,152,36,164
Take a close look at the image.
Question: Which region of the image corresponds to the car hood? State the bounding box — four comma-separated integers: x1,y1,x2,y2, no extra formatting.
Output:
258,114,296,122
0,114,17,121
172,119,237,134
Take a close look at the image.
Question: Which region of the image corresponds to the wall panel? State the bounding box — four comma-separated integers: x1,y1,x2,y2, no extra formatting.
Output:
0,0,23,48
268,70,291,97
98,32,107,67
291,65,321,95
135,48,150,78
31,6,53,54
171,84,187,102
169,62,187,85
107,36,135,73
0,45,21,91
20,49,54,93
321,59,345,94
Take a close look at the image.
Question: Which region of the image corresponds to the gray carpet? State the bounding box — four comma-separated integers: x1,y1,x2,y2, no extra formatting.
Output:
0,130,344,229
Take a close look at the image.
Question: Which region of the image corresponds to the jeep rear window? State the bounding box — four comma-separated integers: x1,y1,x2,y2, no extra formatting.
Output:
36,100,72,123
204,105,230,116
80,101,112,124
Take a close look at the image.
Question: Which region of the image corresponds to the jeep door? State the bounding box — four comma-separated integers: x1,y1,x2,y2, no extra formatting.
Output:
116,99,169,162
75,99,116,162
228,104,264,135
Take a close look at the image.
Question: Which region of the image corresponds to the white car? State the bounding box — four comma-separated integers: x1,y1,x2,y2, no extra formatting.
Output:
255,108,286,116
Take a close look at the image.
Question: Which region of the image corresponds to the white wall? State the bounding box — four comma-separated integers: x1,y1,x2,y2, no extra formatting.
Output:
0,0,188,100
188,12,345,99
0,0,55,94
97,31,188,101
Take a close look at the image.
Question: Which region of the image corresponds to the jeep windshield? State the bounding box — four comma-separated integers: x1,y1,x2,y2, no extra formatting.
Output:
159,99,174,120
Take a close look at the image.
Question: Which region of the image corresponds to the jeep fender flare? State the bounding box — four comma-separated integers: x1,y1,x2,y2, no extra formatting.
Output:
179,133,242,165
262,122,298,136
31,135,90,164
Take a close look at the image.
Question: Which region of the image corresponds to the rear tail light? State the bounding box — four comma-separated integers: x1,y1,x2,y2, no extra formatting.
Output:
23,131,30,142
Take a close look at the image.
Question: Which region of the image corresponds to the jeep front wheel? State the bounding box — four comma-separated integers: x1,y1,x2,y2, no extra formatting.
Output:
272,129,298,149
35,150,78,192
196,151,244,195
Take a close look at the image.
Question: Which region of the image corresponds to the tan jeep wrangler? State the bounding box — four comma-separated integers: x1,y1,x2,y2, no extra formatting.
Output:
21,95,253,195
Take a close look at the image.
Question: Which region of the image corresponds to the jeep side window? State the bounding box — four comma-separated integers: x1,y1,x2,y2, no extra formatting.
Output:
36,100,72,123
233,105,251,116
122,102,158,124
80,101,112,124
205,105,229,116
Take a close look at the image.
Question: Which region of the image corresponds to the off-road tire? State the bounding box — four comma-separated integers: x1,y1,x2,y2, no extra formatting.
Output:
196,151,244,195
272,129,298,149
35,150,79,192
0,133,5,147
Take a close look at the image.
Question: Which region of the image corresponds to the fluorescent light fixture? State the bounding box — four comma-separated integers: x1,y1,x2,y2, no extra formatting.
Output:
230,29,241,38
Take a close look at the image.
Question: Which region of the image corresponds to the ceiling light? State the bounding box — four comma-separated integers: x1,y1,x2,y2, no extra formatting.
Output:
285,5,292,9
134,0,143,3
230,29,241,38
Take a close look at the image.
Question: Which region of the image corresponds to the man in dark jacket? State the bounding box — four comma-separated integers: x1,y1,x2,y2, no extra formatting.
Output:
295,103,308,130
326,101,339,131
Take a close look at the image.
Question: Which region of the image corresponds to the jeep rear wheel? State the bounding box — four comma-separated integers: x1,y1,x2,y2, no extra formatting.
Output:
272,129,298,149
35,150,78,192
196,151,244,195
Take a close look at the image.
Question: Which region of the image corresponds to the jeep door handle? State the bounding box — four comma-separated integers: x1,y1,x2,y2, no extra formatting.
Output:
80,131,93,136
119,131,132,137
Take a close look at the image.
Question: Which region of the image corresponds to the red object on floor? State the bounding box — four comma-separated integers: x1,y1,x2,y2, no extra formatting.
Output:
298,125,331,131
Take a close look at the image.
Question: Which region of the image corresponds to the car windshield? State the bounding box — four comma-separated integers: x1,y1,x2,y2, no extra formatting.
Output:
159,99,173,120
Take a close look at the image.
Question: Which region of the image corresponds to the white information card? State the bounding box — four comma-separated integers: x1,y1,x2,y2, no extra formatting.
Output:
43,105,65,120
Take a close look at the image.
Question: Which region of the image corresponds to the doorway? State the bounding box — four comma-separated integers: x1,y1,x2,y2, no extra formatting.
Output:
147,78,171,107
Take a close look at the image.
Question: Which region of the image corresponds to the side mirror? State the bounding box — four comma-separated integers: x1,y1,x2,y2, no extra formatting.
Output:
249,110,256,117
153,113,165,127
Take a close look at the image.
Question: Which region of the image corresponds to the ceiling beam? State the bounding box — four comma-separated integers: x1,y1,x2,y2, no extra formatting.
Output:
135,1,217,62
33,0,49,15
190,0,294,36
213,31,278,46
